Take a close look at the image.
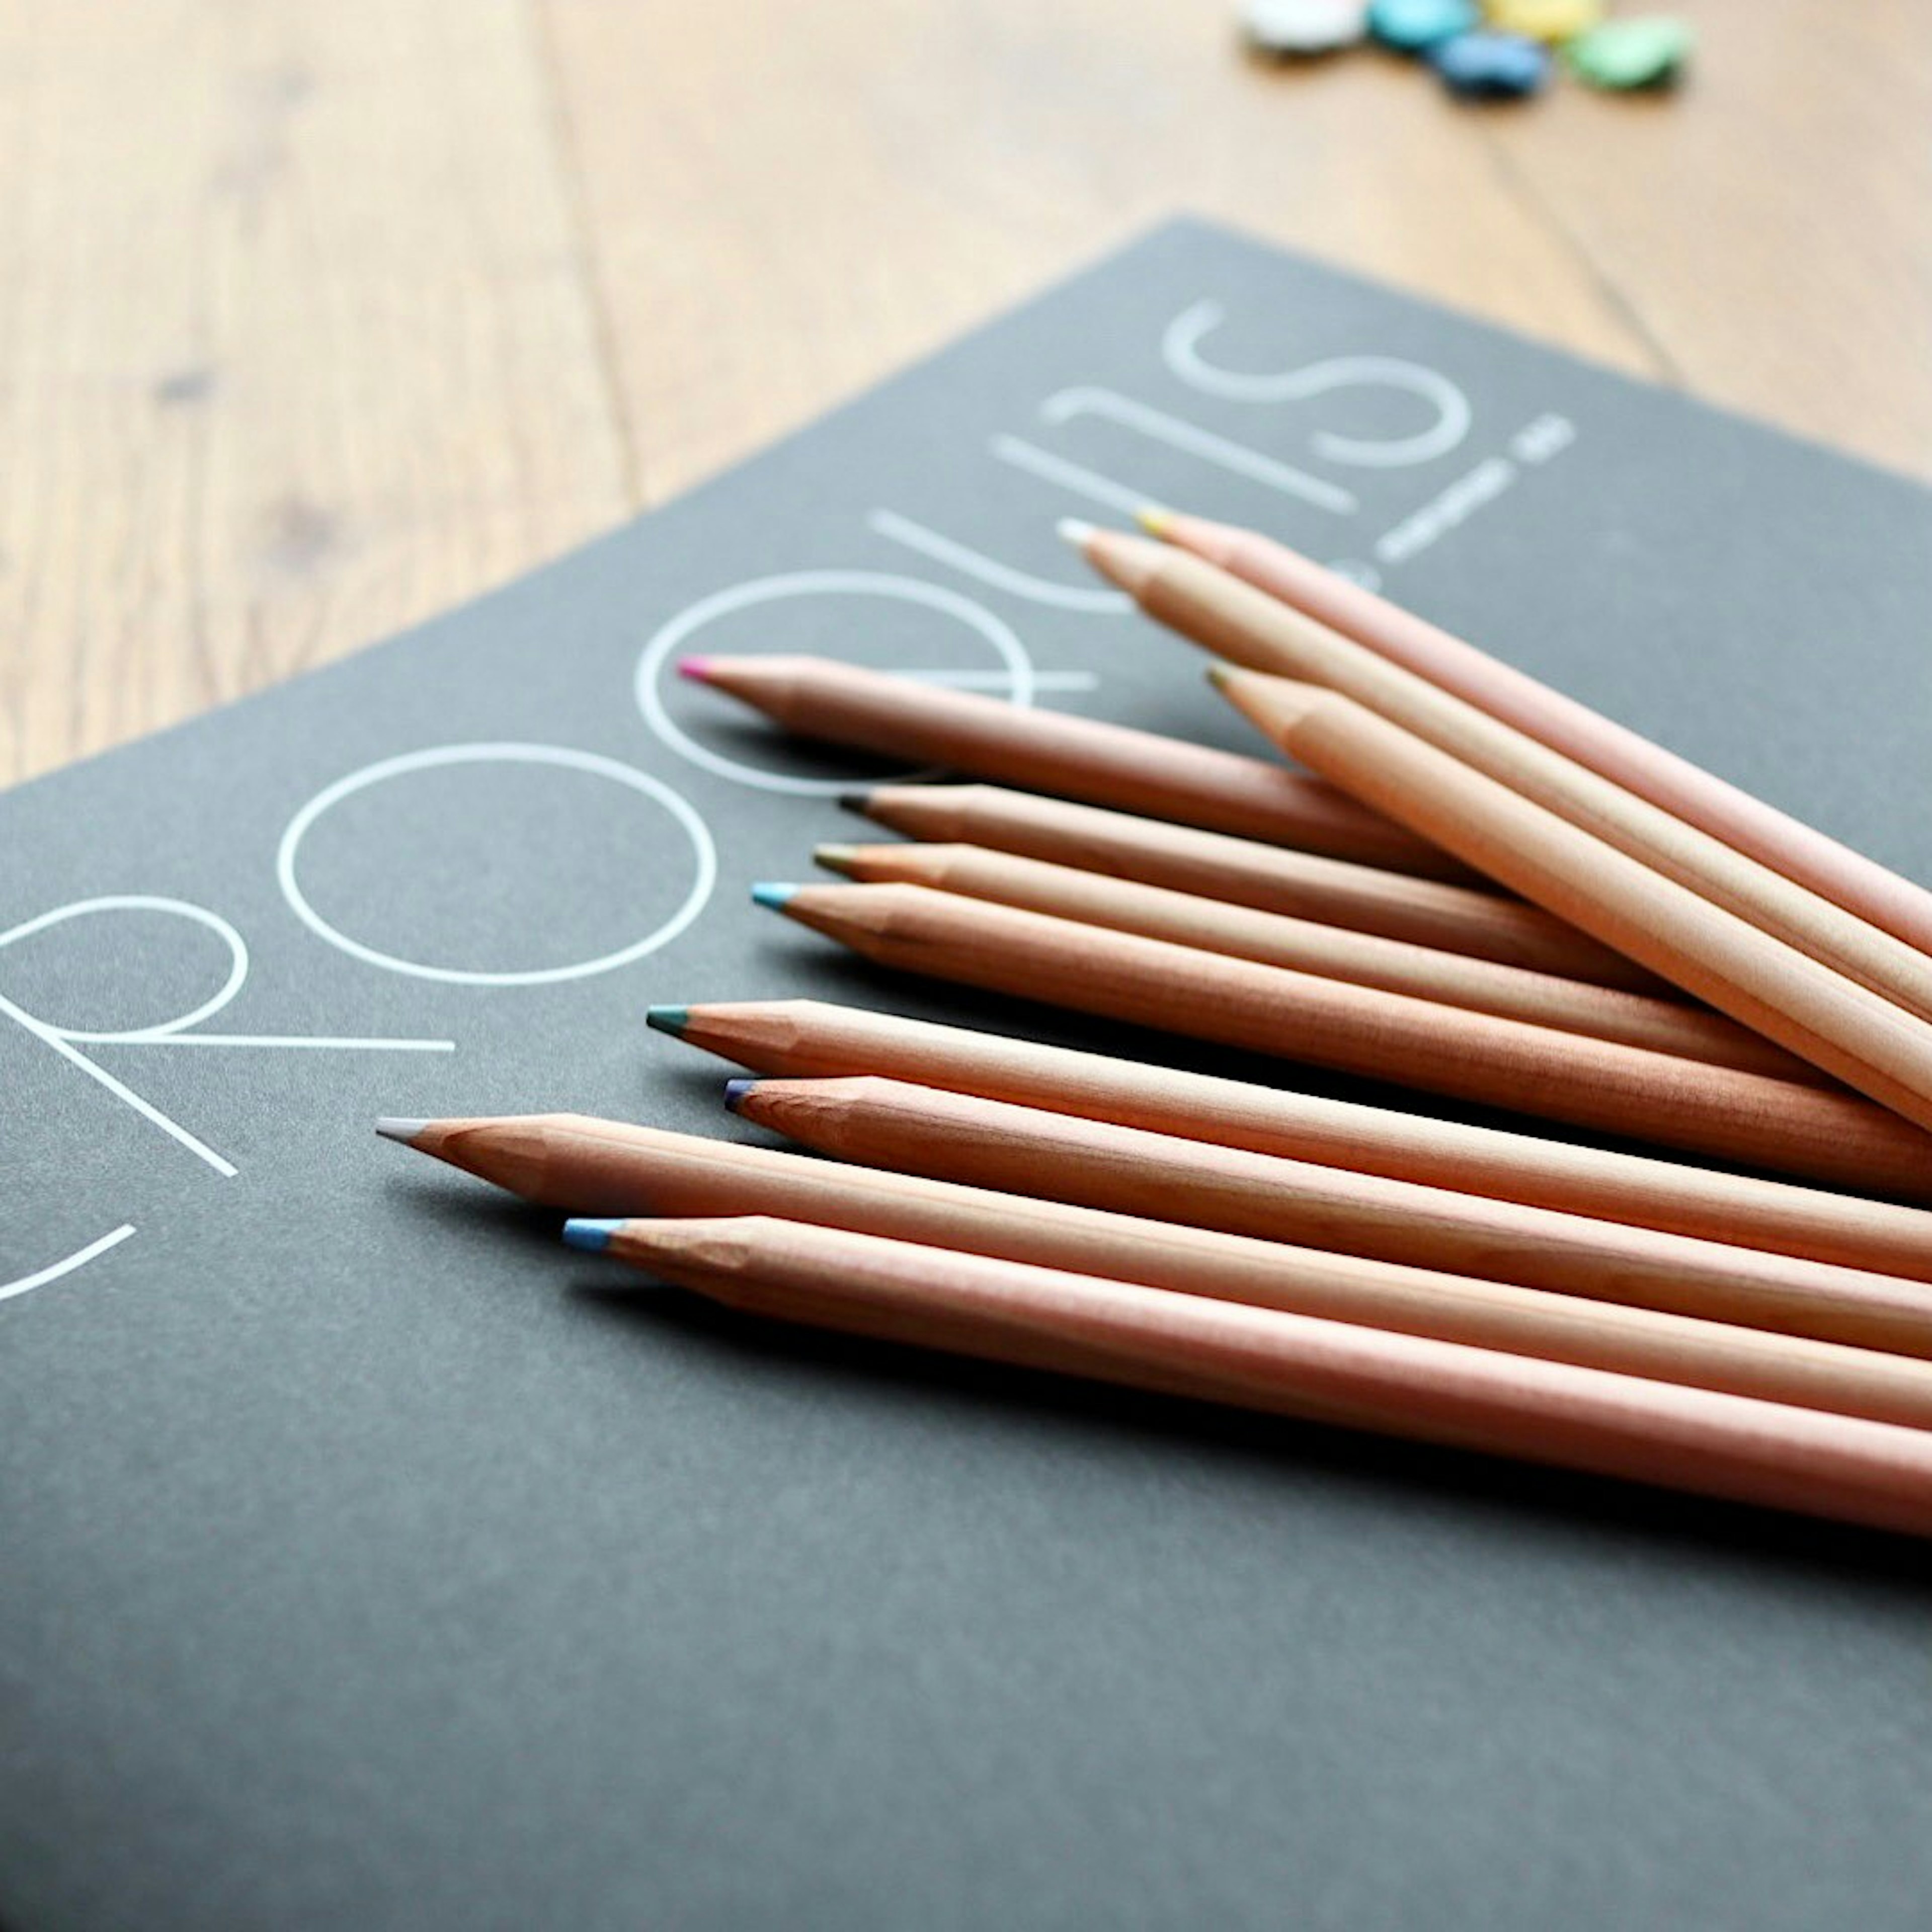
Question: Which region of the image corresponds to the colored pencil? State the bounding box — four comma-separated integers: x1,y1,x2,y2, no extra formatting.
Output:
1213,670,1932,1137
676,653,1468,879
648,1000,1932,1253
725,1077,1932,1358
560,1216,1932,1539
1075,525,1932,1024
811,840,1821,1085
844,781,1668,993
1144,505,1932,959
377,1111,1932,1425
748,880,1931,1190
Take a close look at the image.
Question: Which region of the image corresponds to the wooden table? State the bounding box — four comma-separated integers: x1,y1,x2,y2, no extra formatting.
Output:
3,1,1926,787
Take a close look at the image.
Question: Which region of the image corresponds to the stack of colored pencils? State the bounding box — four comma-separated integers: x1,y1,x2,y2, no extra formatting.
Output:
385,508,1932,1538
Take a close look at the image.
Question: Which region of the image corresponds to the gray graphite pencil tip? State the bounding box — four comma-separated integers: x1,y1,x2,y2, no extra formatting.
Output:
723,1078,756,1114
750,881,799,911
562,1219,621,1253
646,1004,690,1037
375,1117,430,1145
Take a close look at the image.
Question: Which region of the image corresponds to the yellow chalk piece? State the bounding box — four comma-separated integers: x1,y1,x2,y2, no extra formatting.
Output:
1484,0,1601,41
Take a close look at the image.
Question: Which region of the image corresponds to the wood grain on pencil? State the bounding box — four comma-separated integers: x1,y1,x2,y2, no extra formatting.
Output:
1214,671,1932,1137
729,1078,1932,1358
383,1111,1932,1425
1150,507,1932,958
651,1001,1932,1257
1083,527,1932,1023
814,840,1821,1084
847,782,1669,993
678,652,1468,878
755,881,1932,1191
572,1217,1932,1540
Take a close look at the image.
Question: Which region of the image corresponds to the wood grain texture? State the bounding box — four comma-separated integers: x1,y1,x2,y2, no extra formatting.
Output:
5,0,1927,785
0,0,629,783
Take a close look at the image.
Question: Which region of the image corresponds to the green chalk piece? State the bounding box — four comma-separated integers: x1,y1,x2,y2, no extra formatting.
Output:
1566,16,1694,90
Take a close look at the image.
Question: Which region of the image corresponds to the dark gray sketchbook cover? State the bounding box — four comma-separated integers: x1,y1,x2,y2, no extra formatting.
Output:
3,219,1929,1931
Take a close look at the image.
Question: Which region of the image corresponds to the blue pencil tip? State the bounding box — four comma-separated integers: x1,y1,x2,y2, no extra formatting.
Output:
750,882,798,911
562,1219,621,1253
646,1004,689,1037
723,1078,756,1113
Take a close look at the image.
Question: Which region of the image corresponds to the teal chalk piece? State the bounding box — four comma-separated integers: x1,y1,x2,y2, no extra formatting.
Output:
1428,30,1551,98
1567,17,1694,90
1367,0,1478,52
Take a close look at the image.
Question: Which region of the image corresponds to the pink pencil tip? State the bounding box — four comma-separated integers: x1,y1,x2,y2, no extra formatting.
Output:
677,656,715,683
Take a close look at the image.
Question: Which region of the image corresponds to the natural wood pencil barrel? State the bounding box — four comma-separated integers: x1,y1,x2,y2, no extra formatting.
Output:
849,782,1669,993
680,652,1468,878
1215,671,1932,1136
580,1217,1932,1540
731,1079,1932,1358
388,1111,1932,1426
815,840,1822,1085
1089,530,1932,1022
654,1001,1932,1259
761,881,1932,1190
1152,509,1932,958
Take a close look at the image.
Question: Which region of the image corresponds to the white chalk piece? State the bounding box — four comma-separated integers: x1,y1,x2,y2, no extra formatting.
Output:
1242,0,1371,56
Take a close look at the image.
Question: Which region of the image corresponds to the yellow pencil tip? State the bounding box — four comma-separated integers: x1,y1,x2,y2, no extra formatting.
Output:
1135,503,1176,539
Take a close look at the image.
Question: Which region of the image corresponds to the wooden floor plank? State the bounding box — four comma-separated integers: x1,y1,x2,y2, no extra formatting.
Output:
0,0,630,785
539,0,1666,505
1484,0,1932,478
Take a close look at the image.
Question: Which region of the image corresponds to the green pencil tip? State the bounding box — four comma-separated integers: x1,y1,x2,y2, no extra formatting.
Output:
646,1004,689,1037
562,1219,620,1253
750,882,799,911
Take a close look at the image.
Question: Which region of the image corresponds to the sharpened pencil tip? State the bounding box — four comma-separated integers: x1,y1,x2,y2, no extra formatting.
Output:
1135,503,1175,539
1057,517,1098,550
723,1078,755,1114
676,656,715,683
646,1004,689,1037
814,842,859,877
562,1219,620,1253
750,882,798,911
375,1117,429,1145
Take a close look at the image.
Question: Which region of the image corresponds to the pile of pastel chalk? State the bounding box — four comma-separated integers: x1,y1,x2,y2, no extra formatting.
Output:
1241,0,1693,100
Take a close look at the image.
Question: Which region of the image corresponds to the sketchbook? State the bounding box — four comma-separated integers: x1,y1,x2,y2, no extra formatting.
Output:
4,218,1930,1931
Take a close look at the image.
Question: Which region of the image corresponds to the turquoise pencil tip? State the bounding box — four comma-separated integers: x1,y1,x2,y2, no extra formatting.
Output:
647,1004,689,1037
750,882,798,911
562,1219,621,1253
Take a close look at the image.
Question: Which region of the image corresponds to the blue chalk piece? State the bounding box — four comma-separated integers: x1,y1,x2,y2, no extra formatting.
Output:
1367,0,1478,52
1428,30,1551,98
